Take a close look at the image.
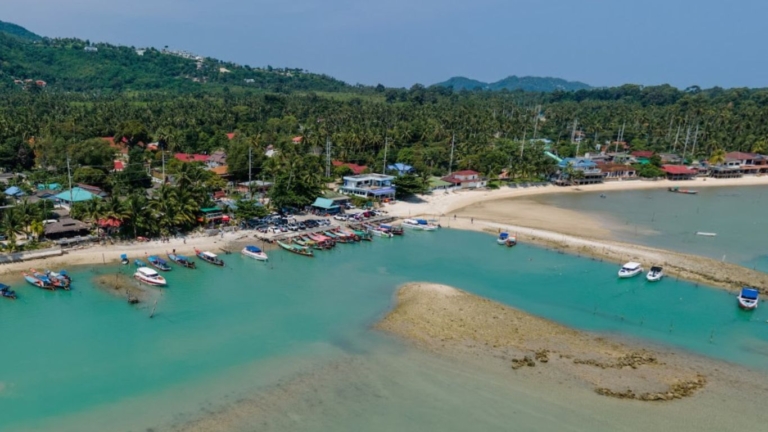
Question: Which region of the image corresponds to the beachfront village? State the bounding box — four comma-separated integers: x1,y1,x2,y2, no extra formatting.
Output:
1,128,767,267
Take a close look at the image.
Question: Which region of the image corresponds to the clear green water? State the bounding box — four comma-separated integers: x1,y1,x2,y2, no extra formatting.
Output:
1,230,767,431
535,185,768,271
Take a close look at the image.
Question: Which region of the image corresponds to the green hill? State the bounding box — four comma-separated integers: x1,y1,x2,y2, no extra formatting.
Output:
0,23,349,93
435,75,592,92
0,20,42,41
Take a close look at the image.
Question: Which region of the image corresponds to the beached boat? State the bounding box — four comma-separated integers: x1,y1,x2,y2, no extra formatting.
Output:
148,255,172,271
134,267,168,286
618,262,643,278
646,266,664,282
38,269,71,289
0,284,17,300
195,249,225,266
339,228,361,241
22,272,53,290
47,270,71,283
168,252,196,269
497,232,517,247
368,225,393,238
380,224,403,236
668,187,698,195
242,245,269,261
277,241,314,257
120,254,129,265
29,268,63,289
402,219,438,231
351,228,373,241
737,287,759,310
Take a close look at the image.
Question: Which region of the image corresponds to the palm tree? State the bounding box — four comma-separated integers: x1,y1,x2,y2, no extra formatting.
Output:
709,148,726,165
1,210,26,252
123,193,150,239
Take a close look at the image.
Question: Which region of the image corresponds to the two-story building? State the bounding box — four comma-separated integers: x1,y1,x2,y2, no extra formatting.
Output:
441,170,486,189
339,174,396,200
555,158,603,185
724,152,768,175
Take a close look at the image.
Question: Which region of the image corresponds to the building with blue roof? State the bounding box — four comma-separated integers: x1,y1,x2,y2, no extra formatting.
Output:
387,163,415,176
555,158,603,185
53,187,101,206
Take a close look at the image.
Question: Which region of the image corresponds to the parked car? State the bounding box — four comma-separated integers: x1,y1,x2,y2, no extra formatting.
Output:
333,214,347,221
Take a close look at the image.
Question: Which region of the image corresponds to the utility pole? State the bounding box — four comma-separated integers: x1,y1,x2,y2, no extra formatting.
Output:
66,156,74,205
248,146,252,199
672,124,681,153
325,136,331,178
520,131,526,158
161,151,165,183
532,106,540,140
691,124,700,160
681,126,691,162
448,133,455,175
570,119,578,144
382,136,389,175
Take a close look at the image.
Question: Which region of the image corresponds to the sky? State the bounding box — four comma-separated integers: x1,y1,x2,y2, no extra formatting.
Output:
2,0,766,89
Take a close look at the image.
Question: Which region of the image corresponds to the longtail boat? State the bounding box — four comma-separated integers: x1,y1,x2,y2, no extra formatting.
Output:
277,241,314,257
195,249,225,266
0,284,17,300
38,269,71,289
168,252,196,269
22,272,53,290
46,269,72,283
339,228,361,241
380,224,404,236
351,228,372,241
325,231,349,243
148,255,172,271
29,268,65,289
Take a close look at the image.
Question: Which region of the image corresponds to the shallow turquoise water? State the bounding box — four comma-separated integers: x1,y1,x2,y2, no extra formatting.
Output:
535,185,768,271
1,229,767,431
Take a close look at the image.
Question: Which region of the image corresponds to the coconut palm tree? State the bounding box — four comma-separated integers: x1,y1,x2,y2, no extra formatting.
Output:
709,148,726,165
1,210,26,252
123,193,151,239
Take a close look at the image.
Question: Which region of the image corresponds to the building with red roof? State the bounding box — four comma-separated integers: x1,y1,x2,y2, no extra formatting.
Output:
441,170,487,189
226,132,236,140
332,160,368,175
631,150,654,159
661,165,697,180
292,136,303,144
113,161,125,172
174,153,210,163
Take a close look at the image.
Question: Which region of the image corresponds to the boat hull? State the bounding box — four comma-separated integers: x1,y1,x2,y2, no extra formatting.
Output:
618,269,643,278
242,249,269,261
737,297,758,310
646,273,663,282
134,274,167,286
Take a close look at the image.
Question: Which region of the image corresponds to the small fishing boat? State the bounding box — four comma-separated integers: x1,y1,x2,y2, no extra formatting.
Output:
22,272,53,290
368,225,393,238
148,255,172,271
737,287,759,310
0,284,17,300
402,219,438,231
168,252,196,269
134,259,146,268
618,262,643,278
695,232,717,237
646,266,664,282
668,187,698,195
380,224,403,236
242,245,269,261
29,269,60,288
39,269,71,289
134,267,168,287
46,269,72,283
195,249,225,266
340,228,361,241
277,241,314,257
120,254,129,265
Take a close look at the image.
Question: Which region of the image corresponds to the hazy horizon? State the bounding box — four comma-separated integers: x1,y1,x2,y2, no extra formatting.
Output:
2,1,766,89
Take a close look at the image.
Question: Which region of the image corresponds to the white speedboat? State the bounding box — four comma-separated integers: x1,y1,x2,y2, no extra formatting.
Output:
497,232,517,246
242,245,268,261
737,287,759,310
618,262,643,278
402,219,438,231
646,266,663,282
369,226,394,238
134,267,167,286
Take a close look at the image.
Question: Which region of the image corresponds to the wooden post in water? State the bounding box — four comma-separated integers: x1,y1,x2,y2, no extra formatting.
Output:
150,301,157,319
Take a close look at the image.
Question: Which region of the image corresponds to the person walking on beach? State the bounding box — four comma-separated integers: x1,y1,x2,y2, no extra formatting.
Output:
471,218,474,224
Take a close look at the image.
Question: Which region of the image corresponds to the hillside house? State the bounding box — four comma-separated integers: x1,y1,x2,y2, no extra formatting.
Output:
662,165,697,181
207,150,227,168
333,161,368,175
174,153,210,163
77,184,108,198
441,170,487,189
340,174,396,199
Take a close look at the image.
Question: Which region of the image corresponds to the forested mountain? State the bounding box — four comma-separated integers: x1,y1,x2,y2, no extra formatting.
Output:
0,20,41,41
435,75,592,92
0,27,349,93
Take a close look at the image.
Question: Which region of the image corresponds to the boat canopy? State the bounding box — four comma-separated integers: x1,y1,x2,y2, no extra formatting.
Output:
622,262,642,270
245,245,263,253
650,266,663,272
740,288,759,299
202,251,217,258
416,219,428,224
499,232,509,239
0,283,10,290
380,224,392,229
137,267,159,276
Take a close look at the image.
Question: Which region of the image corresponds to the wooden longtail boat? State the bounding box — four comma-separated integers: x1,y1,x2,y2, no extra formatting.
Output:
168,252,196,269
195,249,225,266
277,241,314,257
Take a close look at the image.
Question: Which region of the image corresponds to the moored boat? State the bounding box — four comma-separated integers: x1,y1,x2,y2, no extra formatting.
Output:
29,269,62,289
134,267,168,286
0,284,17,300
696,232,717,237
195,249,225,266
668,187,698,195
737,287,759,310
368,225,393,238
646,266,664,282
168,252,196,269
277,241,314,257
380,224,403,236
402,219,438,231
618,262,643,278
148,255,172,271
22,272,53,290
242,245,269,261
39,269,71,289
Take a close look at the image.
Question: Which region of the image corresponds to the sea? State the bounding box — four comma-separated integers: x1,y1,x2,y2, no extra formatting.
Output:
533,185,768,272
1,223,767,431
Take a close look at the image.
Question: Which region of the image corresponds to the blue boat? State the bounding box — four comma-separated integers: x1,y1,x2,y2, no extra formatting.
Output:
21,272,53,290
0,283,17,300
120,254,129,265
134,259,146,268
737,287,759,310
168,252,196,269
148,255,172,271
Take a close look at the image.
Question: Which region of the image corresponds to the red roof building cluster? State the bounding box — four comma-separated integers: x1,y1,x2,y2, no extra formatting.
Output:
631,150,654,159
332,160,368,175
174,153,210,163
661,165,697,175
725,151,759,161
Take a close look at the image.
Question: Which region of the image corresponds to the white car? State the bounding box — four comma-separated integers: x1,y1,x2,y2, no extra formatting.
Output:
334,215,348,221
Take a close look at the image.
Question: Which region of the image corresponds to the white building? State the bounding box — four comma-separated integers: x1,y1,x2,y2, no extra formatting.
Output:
339,174,396,199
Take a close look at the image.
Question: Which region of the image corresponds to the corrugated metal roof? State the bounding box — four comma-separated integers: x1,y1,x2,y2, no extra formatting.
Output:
312,198,337,209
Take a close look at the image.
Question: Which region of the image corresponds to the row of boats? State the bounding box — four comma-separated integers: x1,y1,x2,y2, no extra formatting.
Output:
617,262,760,310
130,247,258,286
275,224,409,257
9,269,73,296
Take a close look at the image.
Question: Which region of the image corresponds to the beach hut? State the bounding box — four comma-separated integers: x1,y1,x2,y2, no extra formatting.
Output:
53,187,101,206
4,186,24,198
311,197,341,215
44,217,91,240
